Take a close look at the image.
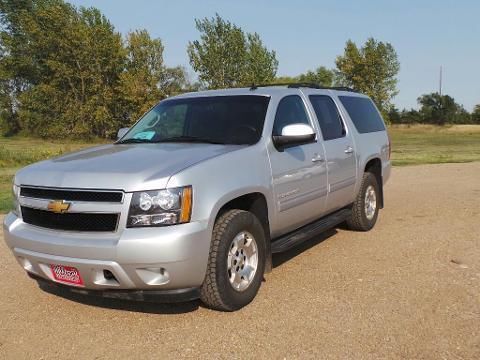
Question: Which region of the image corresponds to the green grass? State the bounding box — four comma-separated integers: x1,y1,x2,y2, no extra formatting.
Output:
0,167,17,213
390,124,480,166
0,137,105,213
1,125,480,213
0,137,101,168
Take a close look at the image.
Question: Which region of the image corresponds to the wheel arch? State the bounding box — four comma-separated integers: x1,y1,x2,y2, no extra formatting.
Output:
364,157,383,209
213,191,273,273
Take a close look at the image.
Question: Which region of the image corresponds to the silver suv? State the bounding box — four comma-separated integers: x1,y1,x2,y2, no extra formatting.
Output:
3,84,391,311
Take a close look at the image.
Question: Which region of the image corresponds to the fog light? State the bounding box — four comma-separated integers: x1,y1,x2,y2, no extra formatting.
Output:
136,267,170,286
18,256,33,272
103,269,116,281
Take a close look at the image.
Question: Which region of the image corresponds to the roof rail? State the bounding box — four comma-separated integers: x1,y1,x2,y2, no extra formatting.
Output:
249,82,357,92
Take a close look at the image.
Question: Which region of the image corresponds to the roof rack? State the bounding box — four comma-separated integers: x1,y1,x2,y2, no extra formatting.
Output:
249,82,357,92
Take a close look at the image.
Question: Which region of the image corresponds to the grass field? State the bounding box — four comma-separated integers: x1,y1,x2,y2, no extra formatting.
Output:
0,137,105,213
1,124,480,213
390,124,480,166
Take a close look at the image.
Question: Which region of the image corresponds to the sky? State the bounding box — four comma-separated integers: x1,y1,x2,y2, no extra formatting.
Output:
68,0,480,111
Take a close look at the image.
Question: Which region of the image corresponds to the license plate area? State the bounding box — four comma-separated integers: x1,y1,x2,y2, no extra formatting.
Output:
50,264,84,286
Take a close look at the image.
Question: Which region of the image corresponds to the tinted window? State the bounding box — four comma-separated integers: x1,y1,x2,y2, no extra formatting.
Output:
272,95,310,135
309,95,345,140
338,96,386,133
119,95,270,145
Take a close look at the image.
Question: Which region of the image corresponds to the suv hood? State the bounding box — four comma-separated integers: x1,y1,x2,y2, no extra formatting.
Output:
15,143,243,192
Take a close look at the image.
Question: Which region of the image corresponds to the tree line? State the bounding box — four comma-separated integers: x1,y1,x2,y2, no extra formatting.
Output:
0,0,189,138
389,94,480,125
0,1,478,139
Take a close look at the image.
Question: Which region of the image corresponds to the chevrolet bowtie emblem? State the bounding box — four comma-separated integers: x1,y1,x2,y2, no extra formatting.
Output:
47,200,71,214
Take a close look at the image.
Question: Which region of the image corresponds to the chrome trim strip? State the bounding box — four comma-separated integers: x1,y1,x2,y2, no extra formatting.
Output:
329,176,356,193
19,197,125,214
19,185,125,204
279,186,328,212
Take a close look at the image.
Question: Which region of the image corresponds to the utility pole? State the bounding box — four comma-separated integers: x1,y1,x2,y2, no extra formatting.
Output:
439,65,443,96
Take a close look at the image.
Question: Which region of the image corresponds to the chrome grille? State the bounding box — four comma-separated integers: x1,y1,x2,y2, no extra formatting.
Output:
19,186,124,232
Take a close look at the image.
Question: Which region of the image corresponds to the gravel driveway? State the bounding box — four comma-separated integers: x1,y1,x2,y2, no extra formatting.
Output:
1,163,479,359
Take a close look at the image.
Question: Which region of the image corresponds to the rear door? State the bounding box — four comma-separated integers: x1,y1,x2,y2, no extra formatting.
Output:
308,95,357,213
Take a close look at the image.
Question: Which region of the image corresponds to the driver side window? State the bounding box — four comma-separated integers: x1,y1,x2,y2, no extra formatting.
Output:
156,104,187,138
272,95,310,135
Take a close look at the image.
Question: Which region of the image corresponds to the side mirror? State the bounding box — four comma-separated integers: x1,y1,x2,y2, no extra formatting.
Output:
272,123,316,151
117,127,130,140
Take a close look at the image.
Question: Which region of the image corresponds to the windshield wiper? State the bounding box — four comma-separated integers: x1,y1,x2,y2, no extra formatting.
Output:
157,136,226,145
116,138,153,144
117,135,227,145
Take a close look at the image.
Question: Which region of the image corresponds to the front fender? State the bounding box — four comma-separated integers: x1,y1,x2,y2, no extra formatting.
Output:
166,143,275,238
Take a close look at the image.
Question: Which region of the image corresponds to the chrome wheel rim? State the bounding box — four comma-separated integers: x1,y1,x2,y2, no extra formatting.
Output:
364,185,377,220
227,231,258,292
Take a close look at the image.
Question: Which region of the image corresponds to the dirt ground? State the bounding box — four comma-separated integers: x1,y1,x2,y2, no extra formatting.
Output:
1,163,479,359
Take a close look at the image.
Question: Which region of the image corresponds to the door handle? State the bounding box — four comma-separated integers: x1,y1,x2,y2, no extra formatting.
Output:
311,154,324,163
344,146,354,154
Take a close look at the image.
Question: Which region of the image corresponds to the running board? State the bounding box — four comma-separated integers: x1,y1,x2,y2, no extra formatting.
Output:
271,208,351,254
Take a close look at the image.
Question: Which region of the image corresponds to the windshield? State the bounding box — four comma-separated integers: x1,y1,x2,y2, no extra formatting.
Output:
118,95,270,145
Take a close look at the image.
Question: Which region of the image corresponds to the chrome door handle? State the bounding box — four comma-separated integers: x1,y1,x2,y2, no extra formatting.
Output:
312,154,324,163
344,146,354,154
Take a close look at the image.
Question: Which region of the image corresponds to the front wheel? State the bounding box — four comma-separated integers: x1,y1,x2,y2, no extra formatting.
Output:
346,172,380,231
200,209,266,311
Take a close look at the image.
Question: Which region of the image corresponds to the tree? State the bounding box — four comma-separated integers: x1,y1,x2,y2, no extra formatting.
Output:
399,109,422,124
387,106,401,124
117,30,164,124
453,106,471,124
335,38,400,113
117,30,188,124
417,93,460,125
273,75,297,84
391,98,474,125
297,66,333,86
0,0,37,135
0,0,190,138
0,0,127,138
273,67,334,86
187,14,278,88
472,105,480,124
0,62,21,135
242,32,278,85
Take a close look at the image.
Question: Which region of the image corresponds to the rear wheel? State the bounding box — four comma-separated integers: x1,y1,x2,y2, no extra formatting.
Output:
200,209,266,311
346,172,380,231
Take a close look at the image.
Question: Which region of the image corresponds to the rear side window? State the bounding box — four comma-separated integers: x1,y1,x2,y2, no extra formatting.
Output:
338,96,386,133
309,95,345,140
272,95,310,135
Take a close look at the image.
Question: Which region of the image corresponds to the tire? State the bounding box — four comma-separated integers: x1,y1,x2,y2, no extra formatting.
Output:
200,209,266,311
346,172,380,231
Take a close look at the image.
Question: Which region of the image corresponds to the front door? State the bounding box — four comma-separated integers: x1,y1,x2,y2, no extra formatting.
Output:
269,94,328,235
308,95,357,213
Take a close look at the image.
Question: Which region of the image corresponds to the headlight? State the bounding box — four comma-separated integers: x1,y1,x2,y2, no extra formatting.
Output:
12,183,20,216
127,186,192,227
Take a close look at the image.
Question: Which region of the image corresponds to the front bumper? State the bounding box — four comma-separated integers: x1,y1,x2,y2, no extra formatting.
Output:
3,212,211,293
29,272,200,303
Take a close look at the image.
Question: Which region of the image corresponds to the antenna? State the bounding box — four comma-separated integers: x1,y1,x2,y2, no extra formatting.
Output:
439,66,443,96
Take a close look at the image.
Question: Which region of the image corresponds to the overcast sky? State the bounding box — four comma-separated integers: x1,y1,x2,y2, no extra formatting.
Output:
68,0,479,111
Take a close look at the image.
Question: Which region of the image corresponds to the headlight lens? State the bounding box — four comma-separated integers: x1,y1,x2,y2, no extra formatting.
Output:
127,186,192,227
12,183,20,216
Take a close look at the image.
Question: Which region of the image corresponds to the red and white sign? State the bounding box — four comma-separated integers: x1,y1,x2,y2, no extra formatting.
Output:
50,264,84,286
